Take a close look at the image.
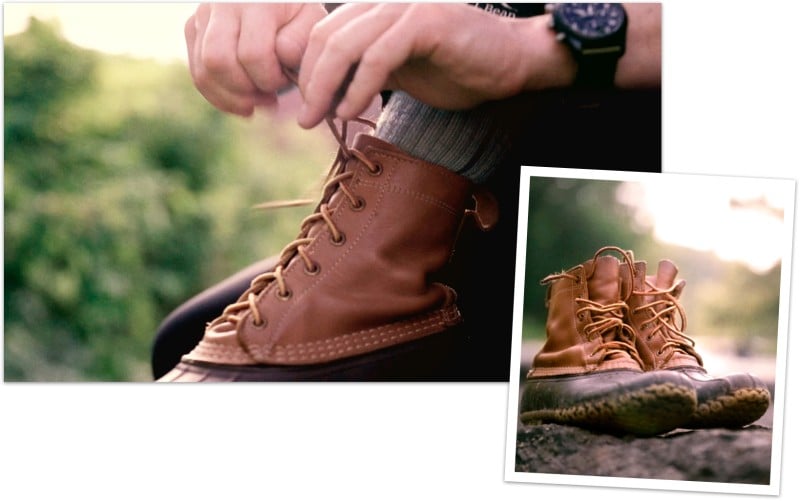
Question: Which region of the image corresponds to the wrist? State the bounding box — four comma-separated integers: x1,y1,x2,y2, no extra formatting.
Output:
614,3,662,88
513,15,578,92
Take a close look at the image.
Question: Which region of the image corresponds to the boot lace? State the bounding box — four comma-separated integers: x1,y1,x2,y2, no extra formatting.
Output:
632,281,703,365
576,299,641,365
207,115,380,331
540,246,643,367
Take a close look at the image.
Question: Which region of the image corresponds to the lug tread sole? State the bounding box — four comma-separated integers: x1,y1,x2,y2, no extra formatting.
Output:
519,382,696,437
687,387,771,429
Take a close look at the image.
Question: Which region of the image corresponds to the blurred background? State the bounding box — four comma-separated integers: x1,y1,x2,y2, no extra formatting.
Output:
3,4,362,381
3,5,791,386
520,175,791,406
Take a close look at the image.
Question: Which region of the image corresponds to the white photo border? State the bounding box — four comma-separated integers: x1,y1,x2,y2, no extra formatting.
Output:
504,165,796,496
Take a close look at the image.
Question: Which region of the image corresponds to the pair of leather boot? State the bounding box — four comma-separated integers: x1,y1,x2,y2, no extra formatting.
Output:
158,121,498,382
519,246,770,436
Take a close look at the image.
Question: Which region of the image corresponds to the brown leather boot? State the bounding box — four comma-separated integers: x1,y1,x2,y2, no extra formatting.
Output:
159,128,485,382
626,258,771,428
519,246,697,436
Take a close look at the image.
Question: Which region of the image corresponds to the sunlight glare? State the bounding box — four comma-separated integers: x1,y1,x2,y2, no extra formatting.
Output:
3,3,198,63
617,176,790,273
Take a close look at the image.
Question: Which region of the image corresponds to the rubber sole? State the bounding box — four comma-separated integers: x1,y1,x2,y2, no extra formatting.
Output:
520,378,697,437
158,325,470,382
685,386,771,429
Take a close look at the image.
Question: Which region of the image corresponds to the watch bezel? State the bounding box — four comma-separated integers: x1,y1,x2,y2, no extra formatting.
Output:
547,3,629,88
551,3,627,55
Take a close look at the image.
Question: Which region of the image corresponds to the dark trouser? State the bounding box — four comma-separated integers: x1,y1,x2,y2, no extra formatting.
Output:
151,89,661,381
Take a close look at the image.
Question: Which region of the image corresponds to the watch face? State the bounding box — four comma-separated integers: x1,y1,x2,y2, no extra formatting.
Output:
556,3,626,40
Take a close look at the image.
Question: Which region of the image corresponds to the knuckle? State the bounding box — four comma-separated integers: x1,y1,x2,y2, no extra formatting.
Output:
200,47,231,73
324,32,352,59
308,24,328,47
220,95,253,116
236,44,262,66
407,3,435,22
358,49,386,74
192,68,210,88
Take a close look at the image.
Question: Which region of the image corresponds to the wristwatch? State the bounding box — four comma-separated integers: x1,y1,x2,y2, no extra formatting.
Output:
547,3,628,88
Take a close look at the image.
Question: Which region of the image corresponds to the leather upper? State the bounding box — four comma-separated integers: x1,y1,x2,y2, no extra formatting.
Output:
625,259,704,371
530,253,643,377
183,134,474,366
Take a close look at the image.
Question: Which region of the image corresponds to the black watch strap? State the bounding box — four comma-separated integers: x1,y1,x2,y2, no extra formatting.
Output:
549,3,628,89
574,53,621,88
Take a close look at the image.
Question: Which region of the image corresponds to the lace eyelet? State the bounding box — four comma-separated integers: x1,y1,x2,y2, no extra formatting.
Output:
304,262,321,276
330,232,346,246
350,196,366,211
252,317,267,328
367,162,383,176
276,289,292,301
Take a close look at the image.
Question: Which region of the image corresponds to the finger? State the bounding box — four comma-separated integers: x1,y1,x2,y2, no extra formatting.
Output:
275,3,327,75
184,12,199,79
335,15,424,120
189,6,247,112
297,3,374,91
253,92,279,109
186,3,210,85
237,5,286,93
192,5,268,115
298,4,404,128
200,5,259,96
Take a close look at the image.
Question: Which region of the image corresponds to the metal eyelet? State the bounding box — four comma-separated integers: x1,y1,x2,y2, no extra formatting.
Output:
252,317,267,328
350,196,366,211
276,289,292,301
330,232,346,246
304,262,321,276
367,162,383,176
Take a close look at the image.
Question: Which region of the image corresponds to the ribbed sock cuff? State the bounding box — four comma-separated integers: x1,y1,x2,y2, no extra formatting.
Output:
374,92,512,184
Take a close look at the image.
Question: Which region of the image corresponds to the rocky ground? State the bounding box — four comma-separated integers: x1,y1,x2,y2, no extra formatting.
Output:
514,383,776,484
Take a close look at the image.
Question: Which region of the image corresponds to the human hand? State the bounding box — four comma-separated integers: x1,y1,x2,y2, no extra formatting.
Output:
296,3,563,128
185,2,327,116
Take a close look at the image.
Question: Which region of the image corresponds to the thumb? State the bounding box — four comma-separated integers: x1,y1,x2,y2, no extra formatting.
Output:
275,4,327,73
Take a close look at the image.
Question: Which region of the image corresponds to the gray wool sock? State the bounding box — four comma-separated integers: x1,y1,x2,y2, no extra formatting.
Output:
374,92,513,184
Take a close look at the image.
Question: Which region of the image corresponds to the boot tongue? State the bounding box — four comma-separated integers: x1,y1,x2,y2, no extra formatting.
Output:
586,255,632,363
587,255,621,306
655,259,679,289
643,259,679,304
625,261,646,300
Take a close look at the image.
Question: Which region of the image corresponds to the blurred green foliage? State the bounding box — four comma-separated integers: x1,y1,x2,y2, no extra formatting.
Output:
4,19,332,381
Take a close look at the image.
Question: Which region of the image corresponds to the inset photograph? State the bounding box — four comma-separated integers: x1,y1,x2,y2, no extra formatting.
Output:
504,167,794,495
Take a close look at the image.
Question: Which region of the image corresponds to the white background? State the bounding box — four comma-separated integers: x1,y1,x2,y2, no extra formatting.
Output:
2,1,799,500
